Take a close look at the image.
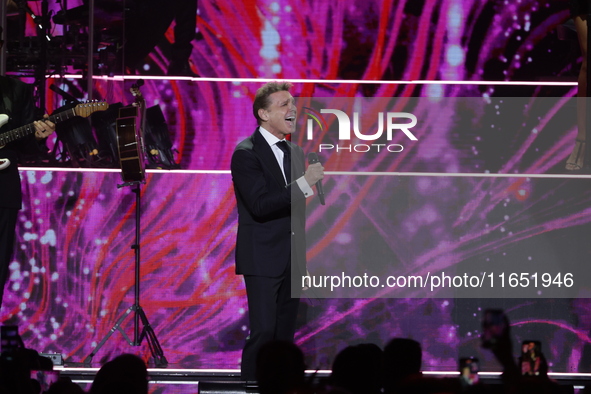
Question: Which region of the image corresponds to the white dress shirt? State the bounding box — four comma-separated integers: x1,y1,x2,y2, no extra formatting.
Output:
259,126,314,198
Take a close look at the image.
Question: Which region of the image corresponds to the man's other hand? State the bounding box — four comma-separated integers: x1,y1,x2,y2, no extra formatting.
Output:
304,162,324,187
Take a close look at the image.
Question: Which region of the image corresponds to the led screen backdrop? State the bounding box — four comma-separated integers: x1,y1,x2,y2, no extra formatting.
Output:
3,0,591,374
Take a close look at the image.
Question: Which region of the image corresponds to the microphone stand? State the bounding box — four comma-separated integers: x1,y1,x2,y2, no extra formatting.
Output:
83,182,167,367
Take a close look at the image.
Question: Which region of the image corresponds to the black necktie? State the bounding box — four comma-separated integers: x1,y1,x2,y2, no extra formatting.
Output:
276,140,291,184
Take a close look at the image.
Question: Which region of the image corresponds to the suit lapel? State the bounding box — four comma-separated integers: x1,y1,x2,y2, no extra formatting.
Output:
253,128,287,187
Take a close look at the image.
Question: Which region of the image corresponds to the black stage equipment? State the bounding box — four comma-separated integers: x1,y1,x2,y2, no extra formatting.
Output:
144,105,180,169
53,111,100,167
46,84,106,168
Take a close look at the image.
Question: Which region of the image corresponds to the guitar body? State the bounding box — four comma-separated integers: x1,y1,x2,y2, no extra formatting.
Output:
0,114,8,129
116,82,147,184
0,114,10,170
116,105,145,183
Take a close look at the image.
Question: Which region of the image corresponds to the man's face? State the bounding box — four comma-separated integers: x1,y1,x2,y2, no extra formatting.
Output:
259,90,296,139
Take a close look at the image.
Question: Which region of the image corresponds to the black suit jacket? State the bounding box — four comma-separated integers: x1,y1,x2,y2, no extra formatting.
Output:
231,128,307,278
0,76,39,209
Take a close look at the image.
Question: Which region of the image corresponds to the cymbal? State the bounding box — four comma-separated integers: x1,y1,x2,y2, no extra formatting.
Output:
52,3,124,26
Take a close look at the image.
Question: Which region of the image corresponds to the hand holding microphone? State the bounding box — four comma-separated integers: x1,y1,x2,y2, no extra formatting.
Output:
306,152,325,205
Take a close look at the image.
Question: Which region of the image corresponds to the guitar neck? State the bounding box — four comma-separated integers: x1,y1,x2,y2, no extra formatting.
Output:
0,107,78,146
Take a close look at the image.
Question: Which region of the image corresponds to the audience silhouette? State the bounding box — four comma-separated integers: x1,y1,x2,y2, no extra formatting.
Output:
382,338,422,393
89,354,148,394
0,311,582,393
250,310,574,394
330,343,382,394
45,378,86,394
255,340,309,394
0,347,53,394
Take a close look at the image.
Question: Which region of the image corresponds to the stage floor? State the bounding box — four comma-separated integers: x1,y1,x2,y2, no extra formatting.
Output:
56,367,591,394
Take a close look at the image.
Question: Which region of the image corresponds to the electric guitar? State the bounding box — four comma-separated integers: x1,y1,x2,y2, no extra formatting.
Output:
0,101,109,170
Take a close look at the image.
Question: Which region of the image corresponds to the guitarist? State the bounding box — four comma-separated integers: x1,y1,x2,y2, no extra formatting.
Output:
0,25,55,307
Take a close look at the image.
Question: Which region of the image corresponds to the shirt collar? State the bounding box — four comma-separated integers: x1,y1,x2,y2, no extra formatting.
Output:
259,126,285,147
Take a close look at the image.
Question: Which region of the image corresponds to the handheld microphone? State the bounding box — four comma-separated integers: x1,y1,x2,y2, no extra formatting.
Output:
307,152,325,205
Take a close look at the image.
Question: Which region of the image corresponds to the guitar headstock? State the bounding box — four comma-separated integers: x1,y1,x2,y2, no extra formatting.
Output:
73,101,109,118
130,80,145,107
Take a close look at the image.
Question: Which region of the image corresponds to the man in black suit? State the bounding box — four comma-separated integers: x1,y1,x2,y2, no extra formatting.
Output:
0,26,55,307
231,82,324,380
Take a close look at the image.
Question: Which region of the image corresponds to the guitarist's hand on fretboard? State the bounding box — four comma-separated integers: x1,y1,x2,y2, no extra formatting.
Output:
33,115,56,141
0,115,56,171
